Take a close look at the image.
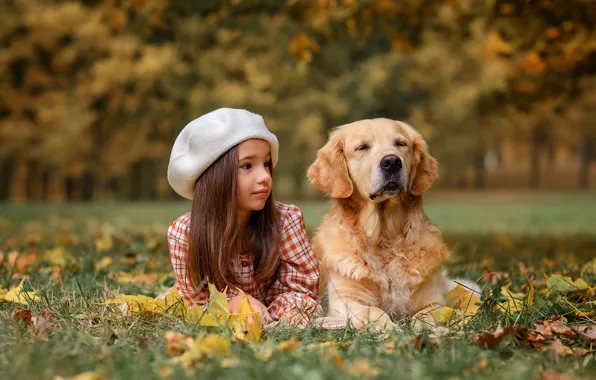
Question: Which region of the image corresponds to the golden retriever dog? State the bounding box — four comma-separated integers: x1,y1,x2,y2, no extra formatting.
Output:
307,118,453,332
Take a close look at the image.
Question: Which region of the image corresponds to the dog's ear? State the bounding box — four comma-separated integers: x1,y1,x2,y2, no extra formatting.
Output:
409,130,439,196
307,130,353,198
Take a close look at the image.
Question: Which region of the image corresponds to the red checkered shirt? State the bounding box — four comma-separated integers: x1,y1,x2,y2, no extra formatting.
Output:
167,201,321,320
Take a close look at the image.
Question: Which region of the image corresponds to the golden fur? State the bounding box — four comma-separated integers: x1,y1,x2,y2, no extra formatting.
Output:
307,118,449,331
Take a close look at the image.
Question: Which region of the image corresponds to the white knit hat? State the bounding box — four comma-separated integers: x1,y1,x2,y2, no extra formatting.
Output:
167,108,279,200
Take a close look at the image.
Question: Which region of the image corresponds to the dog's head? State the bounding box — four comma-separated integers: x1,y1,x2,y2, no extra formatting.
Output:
307,118,438,202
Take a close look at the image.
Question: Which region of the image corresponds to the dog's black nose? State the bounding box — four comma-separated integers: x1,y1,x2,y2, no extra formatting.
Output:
380,155,402,172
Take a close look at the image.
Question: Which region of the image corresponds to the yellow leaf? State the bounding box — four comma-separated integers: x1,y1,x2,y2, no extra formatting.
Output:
95,256,113,272
498,298,525,314
42,247,77,269
95,234,113,252
546,275,590,294
52,370,107,380
444,284,482,315
194,334,232,356
431,306,458,324
1,280,40,305
527,283,535,306
581,258,596,277
501,284,525,299
228,288,263,342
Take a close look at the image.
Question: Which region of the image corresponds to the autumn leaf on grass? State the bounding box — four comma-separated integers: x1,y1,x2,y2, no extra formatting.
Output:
472,323,516,349
95,256,114,272
105,282,263,342
41,247,77,269
544,338,590,357
545,275,590,295
571,325,596,342
228,288,263,342
112,271,171,285
444,284,482,315
95,233,113,252
0,280,40,305
52,370,107,380
167,333,232,374
580,258,596,277
497,283,535,314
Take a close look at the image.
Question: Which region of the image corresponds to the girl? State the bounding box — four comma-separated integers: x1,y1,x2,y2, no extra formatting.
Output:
166,107,321,325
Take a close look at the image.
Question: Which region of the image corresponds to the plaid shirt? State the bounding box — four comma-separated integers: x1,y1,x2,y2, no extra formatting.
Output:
167,201,321,320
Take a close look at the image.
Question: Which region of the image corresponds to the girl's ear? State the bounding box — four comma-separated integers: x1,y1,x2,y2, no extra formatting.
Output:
408,129,439,196
307,129,353,198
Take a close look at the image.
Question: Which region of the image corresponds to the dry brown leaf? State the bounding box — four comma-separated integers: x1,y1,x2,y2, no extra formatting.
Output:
164,331,194,357
14,309,33,324
571,325,596,341
346,359,379,377
544,339,590,357
539,371,584,380
472,324,515,349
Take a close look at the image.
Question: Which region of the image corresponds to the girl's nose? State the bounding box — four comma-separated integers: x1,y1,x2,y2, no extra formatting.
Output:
257,167,271,184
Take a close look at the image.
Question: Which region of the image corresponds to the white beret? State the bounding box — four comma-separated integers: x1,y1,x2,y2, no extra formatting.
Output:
167,108,279,200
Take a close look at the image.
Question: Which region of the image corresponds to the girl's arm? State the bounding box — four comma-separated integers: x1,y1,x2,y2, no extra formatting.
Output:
265,206,322,322
168,213,204,308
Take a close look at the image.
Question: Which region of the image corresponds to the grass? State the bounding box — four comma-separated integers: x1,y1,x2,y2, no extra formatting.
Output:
0,192,595,379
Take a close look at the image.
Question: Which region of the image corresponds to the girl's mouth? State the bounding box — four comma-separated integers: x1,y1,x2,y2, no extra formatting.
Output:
252,189,270,197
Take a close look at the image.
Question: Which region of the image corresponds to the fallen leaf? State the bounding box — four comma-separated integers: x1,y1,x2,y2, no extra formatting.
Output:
228,288,263,342
539,371,584,380
95,256,114,272
95,234,113,252
7,251,38,273
430,306,459,324
544,339,590,357
41,247,77,269
276,338,302,352
346,359,379,377
580,258,596,276
546,275,590,294
571,325,596,341
164,331,194,356
14,309,33,324
472,323,515,349
52,370,107,380
0,280,41,304
445,284,482,315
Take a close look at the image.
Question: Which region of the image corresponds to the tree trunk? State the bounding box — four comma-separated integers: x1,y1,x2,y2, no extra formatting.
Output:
579,138,593,189
530,128,541,188
473,150,485,189
26,160,43,201
0,156,15,201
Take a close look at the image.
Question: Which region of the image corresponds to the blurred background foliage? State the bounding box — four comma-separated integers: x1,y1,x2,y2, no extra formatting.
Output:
1,0,595,202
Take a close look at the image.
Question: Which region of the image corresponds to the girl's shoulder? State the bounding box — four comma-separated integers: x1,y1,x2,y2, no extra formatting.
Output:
274,201,304,225
168,212,191,235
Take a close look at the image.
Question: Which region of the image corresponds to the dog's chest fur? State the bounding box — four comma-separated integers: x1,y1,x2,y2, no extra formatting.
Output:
359,241,424,314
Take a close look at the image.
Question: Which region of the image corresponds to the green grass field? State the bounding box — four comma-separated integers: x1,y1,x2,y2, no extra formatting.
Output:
0,191,595,379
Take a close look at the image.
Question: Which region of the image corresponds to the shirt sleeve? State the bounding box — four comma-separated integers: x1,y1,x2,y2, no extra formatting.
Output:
265,206,322,320
167,214,203,308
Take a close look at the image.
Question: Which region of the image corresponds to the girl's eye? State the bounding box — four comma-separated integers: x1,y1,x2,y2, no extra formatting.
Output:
240,163,251,170
265,160,272,168
356,144,369,151
395,141,407,147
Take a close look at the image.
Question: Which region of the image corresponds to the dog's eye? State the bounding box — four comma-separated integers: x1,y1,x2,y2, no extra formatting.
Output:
356,144,370,151
395,141,407,148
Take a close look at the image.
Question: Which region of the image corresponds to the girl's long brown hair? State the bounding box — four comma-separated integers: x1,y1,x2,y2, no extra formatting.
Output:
186,145,280,295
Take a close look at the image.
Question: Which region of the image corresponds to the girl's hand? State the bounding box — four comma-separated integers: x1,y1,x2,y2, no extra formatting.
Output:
228,293,274,327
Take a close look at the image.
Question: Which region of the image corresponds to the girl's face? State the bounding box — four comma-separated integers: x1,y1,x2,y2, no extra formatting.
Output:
236,139,272,213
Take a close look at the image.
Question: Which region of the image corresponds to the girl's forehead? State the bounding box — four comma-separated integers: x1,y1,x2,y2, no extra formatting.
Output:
238,138,271,158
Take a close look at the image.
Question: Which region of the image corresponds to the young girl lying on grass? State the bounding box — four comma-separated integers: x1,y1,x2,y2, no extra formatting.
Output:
164,108,321,326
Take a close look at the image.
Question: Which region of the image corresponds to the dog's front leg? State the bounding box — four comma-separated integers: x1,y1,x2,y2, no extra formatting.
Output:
326,272,398,333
